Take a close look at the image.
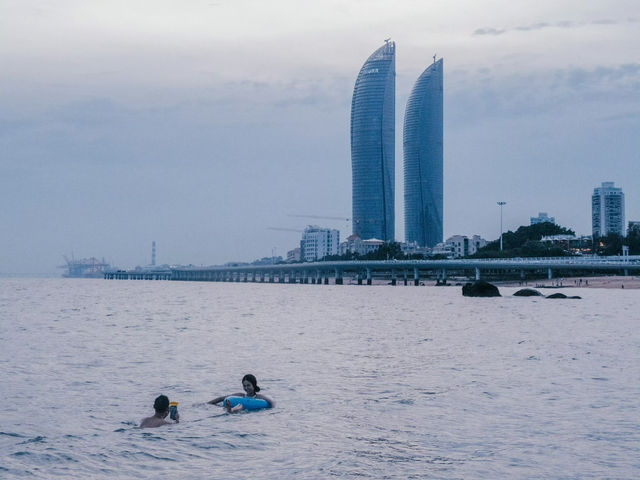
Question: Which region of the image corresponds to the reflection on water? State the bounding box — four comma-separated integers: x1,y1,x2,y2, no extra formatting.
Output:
1,278,638,479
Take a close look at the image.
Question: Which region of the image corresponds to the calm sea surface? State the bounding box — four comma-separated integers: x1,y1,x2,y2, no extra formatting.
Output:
1,278,638,479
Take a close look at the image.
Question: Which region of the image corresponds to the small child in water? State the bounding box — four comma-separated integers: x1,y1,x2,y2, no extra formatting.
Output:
140,394,179,428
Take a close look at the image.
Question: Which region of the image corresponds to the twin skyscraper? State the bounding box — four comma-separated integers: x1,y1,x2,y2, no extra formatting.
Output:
351,40,443,247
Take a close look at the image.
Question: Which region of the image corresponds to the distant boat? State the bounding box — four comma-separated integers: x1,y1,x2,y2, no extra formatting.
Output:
59,255,110,278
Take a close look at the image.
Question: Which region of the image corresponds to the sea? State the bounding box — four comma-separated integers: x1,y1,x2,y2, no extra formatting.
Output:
1,277,638,479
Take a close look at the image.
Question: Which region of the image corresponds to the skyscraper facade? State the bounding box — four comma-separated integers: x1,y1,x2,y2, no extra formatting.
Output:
403,58,443,247
351,41,396,241
592,182,625,237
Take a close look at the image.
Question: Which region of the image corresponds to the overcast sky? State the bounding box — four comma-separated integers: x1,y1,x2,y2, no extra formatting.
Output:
1,0,638,274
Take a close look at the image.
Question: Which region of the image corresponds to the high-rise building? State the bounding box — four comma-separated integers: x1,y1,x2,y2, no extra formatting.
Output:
530,212,555,225
351,40,396,241
300,226,340,262
592,182,625,237
403,58,443,247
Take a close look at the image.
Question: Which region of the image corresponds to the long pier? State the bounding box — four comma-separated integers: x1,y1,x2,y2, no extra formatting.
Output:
105,257,640,284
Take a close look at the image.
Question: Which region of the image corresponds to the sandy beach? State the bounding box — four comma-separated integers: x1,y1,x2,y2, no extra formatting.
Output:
493,275,640,289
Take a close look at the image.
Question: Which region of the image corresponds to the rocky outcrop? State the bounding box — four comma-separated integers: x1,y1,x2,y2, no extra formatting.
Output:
462,280,501,297
513,288,543,297
546,292,581,299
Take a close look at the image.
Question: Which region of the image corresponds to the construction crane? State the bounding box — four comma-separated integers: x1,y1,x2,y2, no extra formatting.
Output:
287,214,353,235
288,214,350,222
267,227,304,233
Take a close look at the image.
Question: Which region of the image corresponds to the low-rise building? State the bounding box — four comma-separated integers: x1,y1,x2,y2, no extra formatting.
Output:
400,241,431,257
540,234,592,254
286,247,301,263
339,235,386,256
442,235,487,258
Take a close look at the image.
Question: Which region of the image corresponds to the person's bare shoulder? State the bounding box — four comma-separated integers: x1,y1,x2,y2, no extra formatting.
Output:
140,416,167,428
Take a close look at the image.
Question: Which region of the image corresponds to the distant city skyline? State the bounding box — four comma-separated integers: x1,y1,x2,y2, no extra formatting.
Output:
1,1,638,274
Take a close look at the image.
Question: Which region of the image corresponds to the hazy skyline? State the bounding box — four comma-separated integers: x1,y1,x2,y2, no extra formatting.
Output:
1,0,638,274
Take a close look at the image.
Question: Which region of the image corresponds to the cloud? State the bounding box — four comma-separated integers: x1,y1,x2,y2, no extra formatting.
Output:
515,22,551,32
473,18,628,36
473,28,505,36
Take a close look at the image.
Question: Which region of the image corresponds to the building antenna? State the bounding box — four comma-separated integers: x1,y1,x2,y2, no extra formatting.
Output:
384,37,391,43
433,53,437,63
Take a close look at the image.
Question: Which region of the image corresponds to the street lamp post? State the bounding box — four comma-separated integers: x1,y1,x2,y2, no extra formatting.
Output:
497,202,506,251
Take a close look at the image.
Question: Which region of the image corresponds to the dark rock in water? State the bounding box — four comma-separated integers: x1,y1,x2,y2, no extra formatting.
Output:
513,288,543,297
462,281,501,297
569,295,582,299
547,293,567,299
547,292,582,299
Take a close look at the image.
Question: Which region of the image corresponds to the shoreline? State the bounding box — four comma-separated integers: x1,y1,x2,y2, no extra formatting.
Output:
491,275,639,289
354,275,639,289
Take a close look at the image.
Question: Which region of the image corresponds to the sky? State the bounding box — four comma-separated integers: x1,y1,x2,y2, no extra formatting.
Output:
1,0,638,275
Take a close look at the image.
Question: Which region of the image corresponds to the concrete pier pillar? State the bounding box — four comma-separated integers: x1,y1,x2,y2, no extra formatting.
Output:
403,270,408,286
547,268,553,279
269,271,274,283
475,267,480,281
391,269,397,286
324,273,329,285
335,269,343,285
303,271,308,284
367,268,372,285
414,267,419,286
357,273,363,285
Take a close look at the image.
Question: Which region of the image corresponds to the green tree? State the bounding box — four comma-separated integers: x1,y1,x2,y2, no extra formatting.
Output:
473,222,576,258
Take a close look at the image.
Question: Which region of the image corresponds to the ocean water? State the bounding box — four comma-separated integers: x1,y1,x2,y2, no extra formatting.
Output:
1,278,638,479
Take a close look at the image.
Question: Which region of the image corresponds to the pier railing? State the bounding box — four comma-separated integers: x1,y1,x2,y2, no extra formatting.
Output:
104,256,640,284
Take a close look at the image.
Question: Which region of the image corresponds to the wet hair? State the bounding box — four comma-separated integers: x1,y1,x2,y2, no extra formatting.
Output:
242,374,260,393
153,394,170,412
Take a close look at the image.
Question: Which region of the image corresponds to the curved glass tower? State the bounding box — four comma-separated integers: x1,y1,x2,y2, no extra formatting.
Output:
351,41,396,241
404,58,443,247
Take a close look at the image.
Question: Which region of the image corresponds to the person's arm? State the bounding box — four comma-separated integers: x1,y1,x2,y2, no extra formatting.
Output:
255,393,275,408
208,393,243,405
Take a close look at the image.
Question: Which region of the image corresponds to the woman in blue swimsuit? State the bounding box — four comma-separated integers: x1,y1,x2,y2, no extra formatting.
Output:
208,374,275,412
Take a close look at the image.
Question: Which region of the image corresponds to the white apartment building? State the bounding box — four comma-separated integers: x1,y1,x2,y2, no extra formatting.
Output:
592,182,625,237
301,226,340,262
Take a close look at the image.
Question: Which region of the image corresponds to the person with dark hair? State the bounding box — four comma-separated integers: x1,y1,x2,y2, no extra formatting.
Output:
140,394,180,428
208,374,275,412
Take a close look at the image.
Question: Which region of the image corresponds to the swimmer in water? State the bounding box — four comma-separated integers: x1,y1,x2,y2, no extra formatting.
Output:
208,374,275,412
140,394,180,428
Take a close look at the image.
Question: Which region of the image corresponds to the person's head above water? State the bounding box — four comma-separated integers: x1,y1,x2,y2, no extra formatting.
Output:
242,374,260,395
153,394,170,414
